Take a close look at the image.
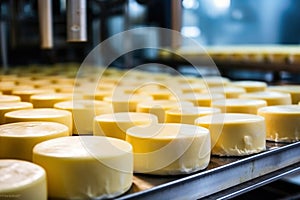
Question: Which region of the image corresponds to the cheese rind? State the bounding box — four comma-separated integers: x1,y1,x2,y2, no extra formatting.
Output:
33,136,133,199
0,122,69,161
126,123,210,175
4,108,72,135
195,113,266,156
94,112,158,140
0,159,47,200
258,105,300,142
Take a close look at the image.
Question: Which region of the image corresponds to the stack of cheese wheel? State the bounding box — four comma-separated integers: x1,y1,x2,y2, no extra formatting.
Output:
33,136,133,199
0,159,47,200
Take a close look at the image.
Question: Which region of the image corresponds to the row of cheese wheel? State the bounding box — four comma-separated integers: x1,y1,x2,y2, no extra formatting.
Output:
1,66,300,199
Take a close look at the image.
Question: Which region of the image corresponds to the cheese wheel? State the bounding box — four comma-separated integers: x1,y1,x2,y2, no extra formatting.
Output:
54,100,112,134
171,93,225,107
0,82,15,94
12,89,55,102
230,81,267,92
136,100,194,123
267,85,300,104
165,106,221,124
94,112,158,140
33,136,133,199
83,90,113,101
239,91,291,105
126,123,210,175
0,159,47,200
104,94,153,112
258,105,300,142
0,102,33,124
195,113,266,156
4,108,72,135
0,122,69,161
0,95,21,103
204,86,246,98
30,93,73,108
200,76,230,87
212,99,267,114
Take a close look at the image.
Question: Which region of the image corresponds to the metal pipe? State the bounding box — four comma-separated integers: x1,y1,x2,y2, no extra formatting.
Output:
171,0,182,49
0,21,8,70
67,0,87,42
38,0,53,49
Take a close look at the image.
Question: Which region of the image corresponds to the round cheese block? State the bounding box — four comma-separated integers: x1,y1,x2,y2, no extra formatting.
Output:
0,102,33,124
200,76,230,87
267,85,300,104
83,90,113,101
171,93,225,107
126,123,210,175
33,136,133,199
12,89,55,102
230,81,267,92
0,159,47,200
0,122,69,161
212,99,267,114
4,108,72,135
54,100,112,134
239,91,291,105
30,93,73,108
204,86,246,98
136,100,194,123
104,94,153,112
195,113,266,156
258,105,300,142
94,112,158,140
165,106,221,124
0,95,21,103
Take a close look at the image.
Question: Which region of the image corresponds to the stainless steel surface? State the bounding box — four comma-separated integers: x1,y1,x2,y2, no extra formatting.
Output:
38,0,53,49
116,141,300,199
67,0,87,42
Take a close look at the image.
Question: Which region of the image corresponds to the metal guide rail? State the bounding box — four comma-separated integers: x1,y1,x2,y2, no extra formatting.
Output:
117,141,300,200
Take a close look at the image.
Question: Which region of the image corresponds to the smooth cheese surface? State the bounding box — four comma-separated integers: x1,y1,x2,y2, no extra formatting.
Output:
165,106,221,124
203,86,246,98
30,93,73,108
238,91,291,105
0,95,21,103
54,100,112,134
94,112,158,139
0,159,47,200
126,123,210,175
230,80,267,92
258,105,300,142
267,85,300,104
195,113,266,156
33,136,133,199
171,93,225,107
212,98,267,114
0,122,69,161
4,108,72,135
0,102,33,124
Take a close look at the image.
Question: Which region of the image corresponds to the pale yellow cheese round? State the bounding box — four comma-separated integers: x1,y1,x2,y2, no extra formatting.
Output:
200,76,230,87
12,89,55,102
239,91,291,105
4,108,72,135
195,113,266,156
267,85,300,104
126,123,210,175
258,105,300,142
212,99,267,114
54,100,112,134
203,86,246,98
171,93,225,107
136,100,194,123
0,159,47,200
0,122,69,161
83,90,113,101
0,95,21,103
165,106,221,124
94,112,158,140
33,136,133,199
0,102,33,124
230,81,267,92
104,94,153,112
30,93,73,108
